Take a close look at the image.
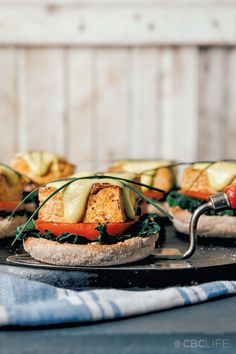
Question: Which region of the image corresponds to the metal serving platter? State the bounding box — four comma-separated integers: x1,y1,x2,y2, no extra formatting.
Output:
1,222,236,289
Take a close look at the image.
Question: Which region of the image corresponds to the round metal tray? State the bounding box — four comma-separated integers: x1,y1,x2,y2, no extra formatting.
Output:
1,223,236,289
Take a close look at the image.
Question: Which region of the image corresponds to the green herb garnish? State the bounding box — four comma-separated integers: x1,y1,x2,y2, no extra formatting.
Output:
167,191,236,216
15,215,160,246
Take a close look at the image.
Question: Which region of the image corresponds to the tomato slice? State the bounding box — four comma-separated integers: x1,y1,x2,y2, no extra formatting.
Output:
0,201,20,211
143,190,165,200
179,189,211,201
35,218,138,241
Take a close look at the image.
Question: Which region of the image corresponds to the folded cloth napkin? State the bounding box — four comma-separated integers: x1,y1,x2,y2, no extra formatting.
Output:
0,272,236,326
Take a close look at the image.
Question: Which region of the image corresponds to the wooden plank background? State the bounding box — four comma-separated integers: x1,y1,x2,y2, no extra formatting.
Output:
0,0,236,170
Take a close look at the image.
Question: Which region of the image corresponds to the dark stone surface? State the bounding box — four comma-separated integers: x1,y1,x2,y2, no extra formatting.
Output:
1,296,236,354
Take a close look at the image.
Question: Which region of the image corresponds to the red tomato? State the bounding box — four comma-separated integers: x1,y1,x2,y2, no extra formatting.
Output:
35,218,138,240
180,189,211,201
225,183,236,209
0,201,20,211
144,190,165,200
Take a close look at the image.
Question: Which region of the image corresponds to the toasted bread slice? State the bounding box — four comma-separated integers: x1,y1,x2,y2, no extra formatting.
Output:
170,206,236,238
24,233,158,266
38,183,126,224
0,214,27,238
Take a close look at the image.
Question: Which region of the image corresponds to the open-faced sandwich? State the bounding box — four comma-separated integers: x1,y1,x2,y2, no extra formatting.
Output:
167,161,236,237
108,160,176,215
0,164,29,238
10,151,75,186
13,174,171,266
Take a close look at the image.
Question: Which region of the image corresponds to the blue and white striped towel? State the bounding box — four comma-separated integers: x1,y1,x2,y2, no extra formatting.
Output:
0,272,236,326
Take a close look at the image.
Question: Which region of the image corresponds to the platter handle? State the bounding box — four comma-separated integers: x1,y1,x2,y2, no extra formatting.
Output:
185,188,233,259
156,185,235,260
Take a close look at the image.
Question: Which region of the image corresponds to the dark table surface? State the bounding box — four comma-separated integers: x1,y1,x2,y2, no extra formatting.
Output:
1,295,236,354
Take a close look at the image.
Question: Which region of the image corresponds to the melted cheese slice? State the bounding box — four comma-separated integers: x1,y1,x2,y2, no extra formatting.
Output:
18,152,64,176
0,165,20,186
48,173,138,223
193,162,236,191
112,160,172,174
111,160,172,191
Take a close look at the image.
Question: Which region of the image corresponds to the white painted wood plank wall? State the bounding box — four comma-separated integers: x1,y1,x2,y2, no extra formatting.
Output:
0,0,235,170
0,1,236,45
